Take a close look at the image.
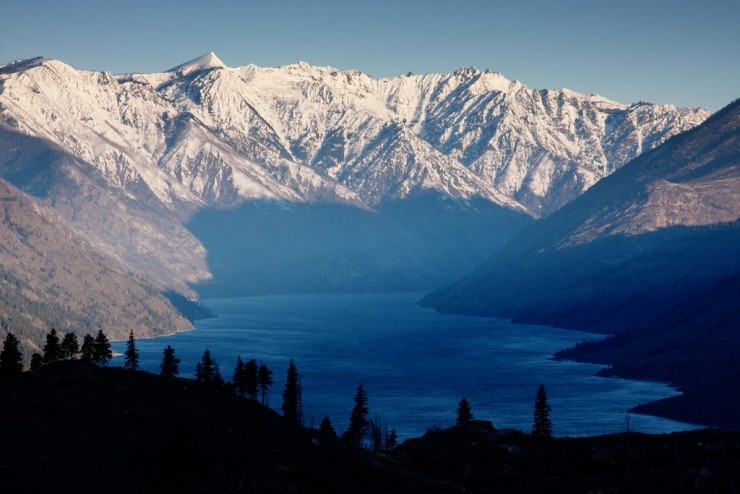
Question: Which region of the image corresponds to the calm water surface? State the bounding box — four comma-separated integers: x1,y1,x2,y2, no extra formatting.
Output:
111,293,699,439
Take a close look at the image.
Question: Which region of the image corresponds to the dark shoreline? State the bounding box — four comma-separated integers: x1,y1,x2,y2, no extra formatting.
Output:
553,338,740,431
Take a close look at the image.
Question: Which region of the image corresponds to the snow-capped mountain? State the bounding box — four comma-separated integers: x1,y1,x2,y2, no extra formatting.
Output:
0,54,711,293
0,54,708,216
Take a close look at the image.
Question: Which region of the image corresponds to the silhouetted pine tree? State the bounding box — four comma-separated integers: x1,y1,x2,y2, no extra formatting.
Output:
195,349,222,385
80,334,95,363
343,384,369,447
370,417,383,451
60,332,79,360
386,428,398,451
244,358,258,401
233,356,246,396
257,363,273,406
456,398,474,427
0,333,23,378
532,384,553,439
214,372,224,386
124,330,139,370
281,359,302,424
43,328,61,363
30,352,44,372
319,416,336,438
92,330,112,367
160,345,180,377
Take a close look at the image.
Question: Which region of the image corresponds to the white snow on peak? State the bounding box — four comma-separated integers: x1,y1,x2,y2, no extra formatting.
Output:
0,55,711,216
0,57,48,74
168,52,226,73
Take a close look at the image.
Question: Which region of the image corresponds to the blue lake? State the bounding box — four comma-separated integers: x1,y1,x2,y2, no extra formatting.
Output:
111,292,699,439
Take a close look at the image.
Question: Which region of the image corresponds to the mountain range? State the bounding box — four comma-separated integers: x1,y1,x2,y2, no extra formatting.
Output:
0,53,708,214
0,53,713,346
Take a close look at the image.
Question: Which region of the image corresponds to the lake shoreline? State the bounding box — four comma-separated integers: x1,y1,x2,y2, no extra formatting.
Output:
113,292,700,438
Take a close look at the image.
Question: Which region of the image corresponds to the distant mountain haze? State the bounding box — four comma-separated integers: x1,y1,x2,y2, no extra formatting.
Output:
188,195,531,297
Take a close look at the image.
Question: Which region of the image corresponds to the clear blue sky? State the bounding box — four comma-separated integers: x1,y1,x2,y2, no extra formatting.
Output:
1,0,738,110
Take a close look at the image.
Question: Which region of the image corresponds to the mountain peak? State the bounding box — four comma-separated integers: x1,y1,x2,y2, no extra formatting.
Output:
453,66,480,77
0,56,48,75
168,52,226,73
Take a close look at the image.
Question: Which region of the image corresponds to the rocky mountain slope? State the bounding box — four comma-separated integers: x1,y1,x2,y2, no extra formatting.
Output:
424,99,739,317
422,99,740,427
0,126,209,293
0,54,708,292
0,178,192,354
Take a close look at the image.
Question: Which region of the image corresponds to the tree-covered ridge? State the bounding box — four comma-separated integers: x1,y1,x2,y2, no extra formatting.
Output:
162,291,216,322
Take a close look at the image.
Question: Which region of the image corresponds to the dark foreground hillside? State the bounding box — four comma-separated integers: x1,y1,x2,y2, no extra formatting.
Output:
398,422,740,493
0,361,448,494
2,362,740,493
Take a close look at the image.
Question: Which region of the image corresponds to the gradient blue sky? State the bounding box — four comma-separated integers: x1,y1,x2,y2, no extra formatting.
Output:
1,0,737,110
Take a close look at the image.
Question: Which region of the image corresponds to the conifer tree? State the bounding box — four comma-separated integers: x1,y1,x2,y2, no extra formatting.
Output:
386,428,398,451
30,352,44,372
319,416,336,438
257,363,273,406
370,417,383,451
43,328,61,363
207,352,224,386
532,384,553,439
195,349,222,385
233,356,246,396
244,358,259,400
80,334,95,362
160,345,180,377
60,332,80,360
281,359,302,424
0,333,23,378
124,330,139,370
92,330,112,367
343,384,369,447
456,398,474,427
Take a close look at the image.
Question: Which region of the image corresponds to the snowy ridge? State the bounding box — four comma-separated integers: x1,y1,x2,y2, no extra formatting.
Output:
168,52,227,74
0,54,710,216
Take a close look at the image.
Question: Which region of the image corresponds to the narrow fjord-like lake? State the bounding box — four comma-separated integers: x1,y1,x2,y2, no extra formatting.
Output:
112,293,698,439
